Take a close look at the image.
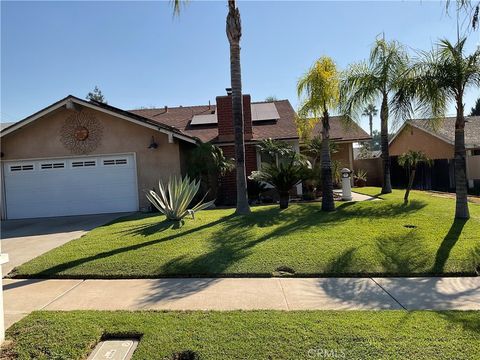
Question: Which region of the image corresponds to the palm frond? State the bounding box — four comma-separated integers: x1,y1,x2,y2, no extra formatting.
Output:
297,56,340,116
340,62,379,120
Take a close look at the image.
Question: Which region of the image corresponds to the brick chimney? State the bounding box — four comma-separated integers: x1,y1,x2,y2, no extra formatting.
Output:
216,91,253,142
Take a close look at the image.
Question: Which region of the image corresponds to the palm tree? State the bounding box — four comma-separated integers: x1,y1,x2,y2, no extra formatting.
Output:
398,150,432,204
297,57,341,211
172,0,250,215
341,38,409,194
395,37,480,219
362,104,378,146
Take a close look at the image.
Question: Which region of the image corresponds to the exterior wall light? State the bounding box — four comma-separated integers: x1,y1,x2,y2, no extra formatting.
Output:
148,136,158,149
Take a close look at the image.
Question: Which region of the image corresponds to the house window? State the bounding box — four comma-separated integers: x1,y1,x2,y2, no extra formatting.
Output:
258,151,293,169
259,152,276,168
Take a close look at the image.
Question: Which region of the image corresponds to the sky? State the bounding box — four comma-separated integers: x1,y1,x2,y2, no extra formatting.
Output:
1,0,479,133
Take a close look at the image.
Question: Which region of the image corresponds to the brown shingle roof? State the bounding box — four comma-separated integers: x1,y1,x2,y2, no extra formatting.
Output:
312,116,371,142
407,116,480,149
130,100,299,143
130,101,370,143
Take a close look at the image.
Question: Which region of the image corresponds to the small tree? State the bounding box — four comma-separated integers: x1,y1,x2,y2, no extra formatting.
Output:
297,56,342,211
249,139,310,209
86,86,107,103
398,150,432,204
265,96,278,102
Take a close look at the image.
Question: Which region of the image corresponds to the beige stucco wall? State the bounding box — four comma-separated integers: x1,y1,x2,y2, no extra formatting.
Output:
332,142,353,170
1,107,183,210
389,125,454,159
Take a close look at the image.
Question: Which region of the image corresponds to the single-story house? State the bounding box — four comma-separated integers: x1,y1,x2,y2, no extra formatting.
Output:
0,91,369,219
389,116,480,192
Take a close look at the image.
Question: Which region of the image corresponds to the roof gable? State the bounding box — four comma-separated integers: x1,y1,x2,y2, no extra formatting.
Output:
1,95,197,144
390,116,480,149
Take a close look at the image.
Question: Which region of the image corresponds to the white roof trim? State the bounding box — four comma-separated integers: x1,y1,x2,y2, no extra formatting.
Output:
1,99,69,137
1,96,197,144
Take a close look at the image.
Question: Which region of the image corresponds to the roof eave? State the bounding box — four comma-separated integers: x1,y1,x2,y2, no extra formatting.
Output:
0,95,198,144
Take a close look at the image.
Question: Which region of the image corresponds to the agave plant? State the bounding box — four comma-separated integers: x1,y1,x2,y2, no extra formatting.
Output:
146,176,215,221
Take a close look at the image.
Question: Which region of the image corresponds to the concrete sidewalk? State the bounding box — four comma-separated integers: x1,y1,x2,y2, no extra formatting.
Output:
4,276,479,329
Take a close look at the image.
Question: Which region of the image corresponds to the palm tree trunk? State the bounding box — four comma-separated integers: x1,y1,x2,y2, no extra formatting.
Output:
380,94,392,194
321,110,335,211
404,168,415,204
369,114,374,149
227,0,250,215
454,99,470,219
279,191,289,209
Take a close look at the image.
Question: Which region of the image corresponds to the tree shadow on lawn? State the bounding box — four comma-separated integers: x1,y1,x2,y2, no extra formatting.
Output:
432,219,469,274
118,218,186,237
318,232,480,313
155,200,427,277
27,199,426,278
29,215,236,278
376,231,431,274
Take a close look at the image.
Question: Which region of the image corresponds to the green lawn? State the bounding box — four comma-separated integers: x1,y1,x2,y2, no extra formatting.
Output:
11,188,480,278
4,310,480,360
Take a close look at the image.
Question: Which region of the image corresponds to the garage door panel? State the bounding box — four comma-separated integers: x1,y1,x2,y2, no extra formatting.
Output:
4,154,138,219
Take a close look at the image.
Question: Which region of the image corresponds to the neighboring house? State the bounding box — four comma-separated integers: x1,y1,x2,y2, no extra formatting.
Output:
0,91,369,219
389,116,480,193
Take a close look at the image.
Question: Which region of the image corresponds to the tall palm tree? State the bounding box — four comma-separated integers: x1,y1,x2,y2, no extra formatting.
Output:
398,150,432,204
362,104,378,138
172,0,250,214
297,57,341,211
395,37,480,219
341,38,409,194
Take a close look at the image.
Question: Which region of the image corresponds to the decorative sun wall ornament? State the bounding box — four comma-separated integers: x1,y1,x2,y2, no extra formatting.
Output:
60,111,103,154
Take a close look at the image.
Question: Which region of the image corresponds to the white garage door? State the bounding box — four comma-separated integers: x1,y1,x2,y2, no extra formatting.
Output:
3,154,138,219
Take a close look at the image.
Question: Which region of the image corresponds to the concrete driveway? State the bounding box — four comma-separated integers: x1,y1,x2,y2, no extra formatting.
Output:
1,213,128,275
